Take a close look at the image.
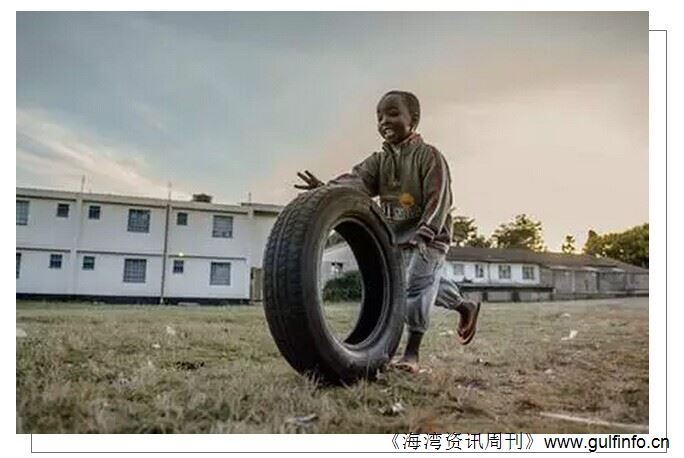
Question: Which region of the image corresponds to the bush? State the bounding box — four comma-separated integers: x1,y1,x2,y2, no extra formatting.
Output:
323,270,362,302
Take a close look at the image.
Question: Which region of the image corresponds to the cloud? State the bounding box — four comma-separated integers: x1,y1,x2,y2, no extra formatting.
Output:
16,108,191,200
16,12,648,251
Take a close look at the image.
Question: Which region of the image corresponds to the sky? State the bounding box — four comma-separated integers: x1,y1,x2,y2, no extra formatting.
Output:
16,12,648,251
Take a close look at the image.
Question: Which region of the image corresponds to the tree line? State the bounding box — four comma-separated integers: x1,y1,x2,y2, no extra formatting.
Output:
451,214,649,268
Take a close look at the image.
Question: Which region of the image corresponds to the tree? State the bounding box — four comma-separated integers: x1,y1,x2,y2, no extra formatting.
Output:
468,234,493,248
451,216,477,247
451,215,492,247
491,214,545,252
561,235,576,254
583,230,602,256
582,224,648,268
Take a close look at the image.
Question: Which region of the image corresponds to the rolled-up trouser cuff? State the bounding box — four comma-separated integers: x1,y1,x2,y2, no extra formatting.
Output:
403,246,443,333
402,245,467,333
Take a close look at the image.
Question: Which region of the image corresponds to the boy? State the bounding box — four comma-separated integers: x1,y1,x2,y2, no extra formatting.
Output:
295,90,480,374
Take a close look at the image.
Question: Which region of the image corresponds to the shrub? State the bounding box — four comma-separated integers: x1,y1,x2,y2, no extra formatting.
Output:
323,270,362,302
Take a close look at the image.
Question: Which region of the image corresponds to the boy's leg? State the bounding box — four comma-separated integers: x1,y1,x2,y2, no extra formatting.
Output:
434,277,481,345
392,246,444,372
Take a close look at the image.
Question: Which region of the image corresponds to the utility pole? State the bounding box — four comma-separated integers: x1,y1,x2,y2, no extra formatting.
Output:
160,182,172,305
71,175,86,297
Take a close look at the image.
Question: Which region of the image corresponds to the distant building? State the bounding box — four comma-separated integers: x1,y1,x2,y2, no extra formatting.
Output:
16,187,282,303
322,245,648,302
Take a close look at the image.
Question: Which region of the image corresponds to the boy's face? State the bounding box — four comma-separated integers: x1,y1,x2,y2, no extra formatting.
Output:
377,94,415,145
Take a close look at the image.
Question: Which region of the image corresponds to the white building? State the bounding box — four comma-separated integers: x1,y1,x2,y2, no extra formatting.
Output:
16,187,281,303
320,244,539,288
320,242,360,285
322,244,648,302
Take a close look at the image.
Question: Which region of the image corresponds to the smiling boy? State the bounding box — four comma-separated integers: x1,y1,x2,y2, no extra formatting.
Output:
296,90,480,373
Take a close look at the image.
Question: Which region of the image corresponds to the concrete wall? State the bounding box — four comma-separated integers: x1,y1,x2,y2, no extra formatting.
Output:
540,267,555,288
545,267,648,299
487,291,513,302
248,214,278,268
517,291,553,302
74,253,163,296
598,271,627,292
552,269,574,293
17,198,78,250
573,271,599,294
628,273,649,292
164,256,249,299
80,202,166,254
16,249,72,294
167,209,250,259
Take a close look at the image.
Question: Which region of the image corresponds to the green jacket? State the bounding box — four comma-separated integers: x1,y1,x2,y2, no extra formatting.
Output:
329,133,453,252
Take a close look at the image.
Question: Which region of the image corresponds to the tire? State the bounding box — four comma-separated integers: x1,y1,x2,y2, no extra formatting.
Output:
263,186,406,385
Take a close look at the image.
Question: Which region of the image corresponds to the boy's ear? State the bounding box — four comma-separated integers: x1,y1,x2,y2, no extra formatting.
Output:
410,114,420,131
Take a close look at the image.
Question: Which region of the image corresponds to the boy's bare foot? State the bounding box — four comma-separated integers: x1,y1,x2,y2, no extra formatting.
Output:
389,356,419,374
388,331,422,373
457,301,481,345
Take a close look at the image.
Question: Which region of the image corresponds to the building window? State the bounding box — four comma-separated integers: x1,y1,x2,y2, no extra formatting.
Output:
49,254,63,269
127,209,150,233
177,212,188,226
88,205,101,220
212,215,233,238
56,203,70,218
173,259,184,274
522,265,536,280
16,253,21,279
210,262,231,285
475,264,485,278
123,259,147,283
331,262,344,277
498,264,511,279
82,256,95,270
453,263,464,276
16,200,29,225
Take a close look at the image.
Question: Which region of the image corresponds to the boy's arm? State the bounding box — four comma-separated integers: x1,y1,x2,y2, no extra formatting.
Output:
327,152,381,197
415,148,452,242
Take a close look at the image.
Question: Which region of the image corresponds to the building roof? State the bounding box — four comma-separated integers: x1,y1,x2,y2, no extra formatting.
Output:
16,187,284,215
240,202,284,215
446,246,648,273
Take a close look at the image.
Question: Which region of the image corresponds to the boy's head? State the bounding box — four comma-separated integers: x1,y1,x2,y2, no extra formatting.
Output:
377,90,421,145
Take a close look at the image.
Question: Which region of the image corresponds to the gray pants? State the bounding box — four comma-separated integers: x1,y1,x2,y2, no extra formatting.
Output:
402,245,466,334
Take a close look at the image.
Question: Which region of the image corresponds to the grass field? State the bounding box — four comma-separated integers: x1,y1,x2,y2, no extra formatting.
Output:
16,298,648,434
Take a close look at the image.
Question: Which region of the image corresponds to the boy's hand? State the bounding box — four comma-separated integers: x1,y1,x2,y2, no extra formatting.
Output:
294,170,324,190
409,235,429,262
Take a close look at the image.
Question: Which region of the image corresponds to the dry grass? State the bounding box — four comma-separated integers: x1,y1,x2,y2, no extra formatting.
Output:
16,298,648,433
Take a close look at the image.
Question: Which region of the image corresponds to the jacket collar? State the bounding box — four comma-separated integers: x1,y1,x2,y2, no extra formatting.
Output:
383,132,423,153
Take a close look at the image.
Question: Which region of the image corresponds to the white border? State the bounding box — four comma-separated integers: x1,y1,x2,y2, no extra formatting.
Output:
648,28,666,440
7,2,675,456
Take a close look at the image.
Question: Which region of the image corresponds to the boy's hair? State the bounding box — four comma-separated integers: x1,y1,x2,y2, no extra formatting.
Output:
380,90,421,127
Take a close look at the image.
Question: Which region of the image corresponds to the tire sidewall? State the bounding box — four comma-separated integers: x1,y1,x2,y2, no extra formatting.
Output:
300,188,405,381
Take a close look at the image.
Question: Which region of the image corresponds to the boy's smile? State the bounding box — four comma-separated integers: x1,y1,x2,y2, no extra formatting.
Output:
377,94,415,145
